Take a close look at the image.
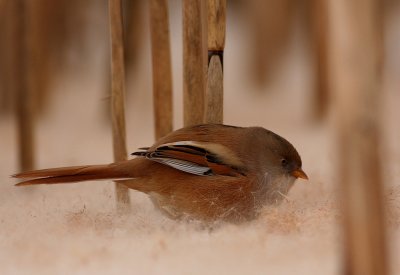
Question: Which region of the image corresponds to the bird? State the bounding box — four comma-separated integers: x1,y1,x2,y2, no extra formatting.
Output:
13,124,308,223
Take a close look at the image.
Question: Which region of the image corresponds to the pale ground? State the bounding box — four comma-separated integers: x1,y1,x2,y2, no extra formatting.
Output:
1,3,399,274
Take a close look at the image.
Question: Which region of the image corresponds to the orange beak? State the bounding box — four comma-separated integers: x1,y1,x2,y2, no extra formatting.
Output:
291,168,309,180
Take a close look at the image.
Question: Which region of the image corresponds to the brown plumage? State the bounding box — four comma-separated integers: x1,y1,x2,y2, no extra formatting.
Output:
13,124,308,223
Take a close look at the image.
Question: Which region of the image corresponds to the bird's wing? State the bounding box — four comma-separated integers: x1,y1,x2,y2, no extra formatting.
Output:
131,141,246,177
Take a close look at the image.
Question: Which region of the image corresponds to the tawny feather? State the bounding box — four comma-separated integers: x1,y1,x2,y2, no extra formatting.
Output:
13,162,138,186
13,165,100,178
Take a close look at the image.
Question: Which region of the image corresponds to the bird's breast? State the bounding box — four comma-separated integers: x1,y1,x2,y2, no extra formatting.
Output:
145,173,261,223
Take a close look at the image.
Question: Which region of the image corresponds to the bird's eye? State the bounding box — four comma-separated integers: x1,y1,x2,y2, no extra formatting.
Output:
281,159,288,166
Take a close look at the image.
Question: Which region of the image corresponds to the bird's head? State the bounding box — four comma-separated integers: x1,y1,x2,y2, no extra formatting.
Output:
250,127,308,181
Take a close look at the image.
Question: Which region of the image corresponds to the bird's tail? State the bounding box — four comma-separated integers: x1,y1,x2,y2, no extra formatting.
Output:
12,161,136,186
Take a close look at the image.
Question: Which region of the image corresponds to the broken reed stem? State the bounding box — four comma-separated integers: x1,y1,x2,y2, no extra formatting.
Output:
204,0,225,124
330,0,387,274
108,0,130,207
183,0,206,127
311,0,329,120
14,0,35,172
149,0,173,140
205,55,223,123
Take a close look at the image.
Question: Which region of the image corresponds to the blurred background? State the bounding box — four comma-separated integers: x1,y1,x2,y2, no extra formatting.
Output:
0,0,399,274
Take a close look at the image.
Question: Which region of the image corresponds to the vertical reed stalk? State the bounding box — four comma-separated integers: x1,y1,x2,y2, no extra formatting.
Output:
150,0,173,140
312,0,329,120
108,0,130,208
14,0,35,172
183,0,206,126
330,0,387,274
248,0,292,87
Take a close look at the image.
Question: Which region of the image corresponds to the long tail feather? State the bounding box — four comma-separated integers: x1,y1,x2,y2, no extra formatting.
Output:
13,163,135,186
13,165,98,179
